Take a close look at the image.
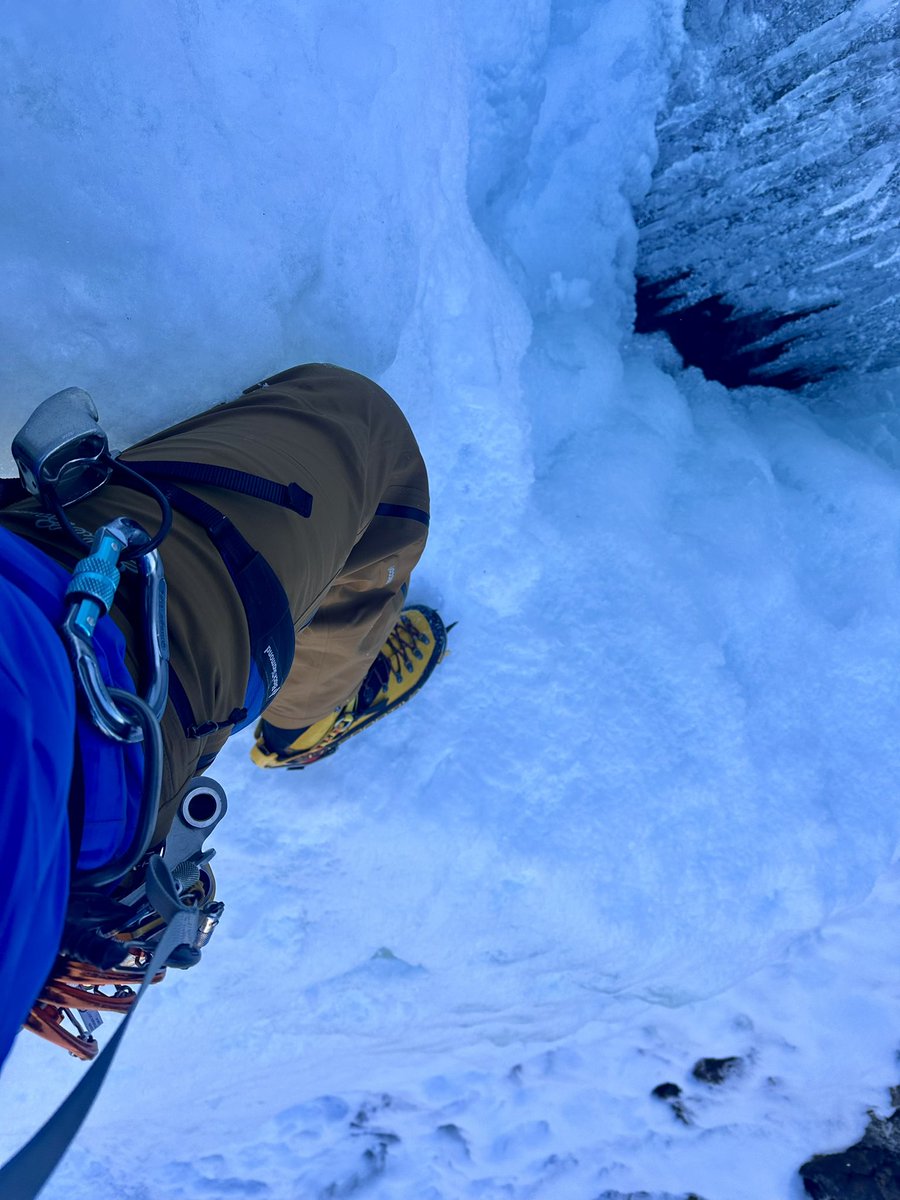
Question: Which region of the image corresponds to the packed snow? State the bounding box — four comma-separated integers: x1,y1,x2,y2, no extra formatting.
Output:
2,2,900,1198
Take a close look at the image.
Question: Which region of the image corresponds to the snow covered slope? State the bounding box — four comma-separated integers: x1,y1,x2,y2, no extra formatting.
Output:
2,2,900,1198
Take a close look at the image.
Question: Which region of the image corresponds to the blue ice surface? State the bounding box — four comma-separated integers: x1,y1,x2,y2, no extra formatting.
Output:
1,2,900,1198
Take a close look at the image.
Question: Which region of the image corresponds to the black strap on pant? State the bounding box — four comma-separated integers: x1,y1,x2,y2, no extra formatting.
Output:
67,733,86,872
0,476,28,508
123,461,309,739
127,459,312,519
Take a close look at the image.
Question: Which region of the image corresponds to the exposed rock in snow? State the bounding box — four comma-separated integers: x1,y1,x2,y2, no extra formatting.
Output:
800,1110,900,1200
691,1055,745,1085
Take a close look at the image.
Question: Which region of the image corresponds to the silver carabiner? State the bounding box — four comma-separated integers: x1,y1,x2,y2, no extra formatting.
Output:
135,543,169,721
62,517,169,741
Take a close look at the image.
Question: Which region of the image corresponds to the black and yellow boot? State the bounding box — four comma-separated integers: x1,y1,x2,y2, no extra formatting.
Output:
251,605,448,768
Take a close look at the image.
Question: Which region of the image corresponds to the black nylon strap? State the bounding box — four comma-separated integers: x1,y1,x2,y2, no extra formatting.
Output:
67,733,86,873
127,460,313,519
160,483,255,577
140,480,294,735
0,477,29,509
374,501,430,527
164,667,198,737
0,859,199,1200
156,481,292,637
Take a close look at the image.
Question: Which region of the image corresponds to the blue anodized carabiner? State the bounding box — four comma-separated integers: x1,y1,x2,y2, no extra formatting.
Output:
62,517,168,743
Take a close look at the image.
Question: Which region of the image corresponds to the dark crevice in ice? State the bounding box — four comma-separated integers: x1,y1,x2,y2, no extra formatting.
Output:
635,275,839,390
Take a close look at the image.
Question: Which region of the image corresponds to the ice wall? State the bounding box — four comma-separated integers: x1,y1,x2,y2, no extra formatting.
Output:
636,0,900,386
5,6,900,1197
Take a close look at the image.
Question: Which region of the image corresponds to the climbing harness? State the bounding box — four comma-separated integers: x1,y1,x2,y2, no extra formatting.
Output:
0,382,316,1197
0,389,229,1198
0,380,317,1198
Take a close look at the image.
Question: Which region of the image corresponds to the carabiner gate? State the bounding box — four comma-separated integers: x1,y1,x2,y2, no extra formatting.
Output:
61,517,169,742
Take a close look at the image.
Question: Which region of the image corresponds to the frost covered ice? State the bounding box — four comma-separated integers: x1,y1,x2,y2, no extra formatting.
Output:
2,2,900,1199
637,0,900,385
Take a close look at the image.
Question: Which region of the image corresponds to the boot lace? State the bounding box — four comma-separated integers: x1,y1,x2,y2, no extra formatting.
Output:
384,614,431,682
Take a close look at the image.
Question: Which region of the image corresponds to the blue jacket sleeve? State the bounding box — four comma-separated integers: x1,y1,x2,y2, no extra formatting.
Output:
0,574,74,1074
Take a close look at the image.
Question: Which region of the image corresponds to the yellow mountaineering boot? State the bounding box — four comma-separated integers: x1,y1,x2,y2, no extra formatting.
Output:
250,605,448,768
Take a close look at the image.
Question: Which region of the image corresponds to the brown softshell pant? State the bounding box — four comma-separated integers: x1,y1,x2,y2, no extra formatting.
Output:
0,365,429,841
